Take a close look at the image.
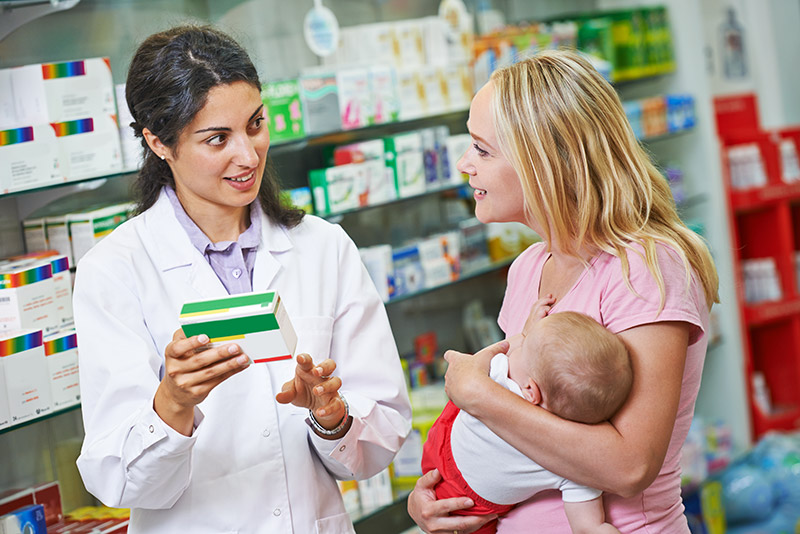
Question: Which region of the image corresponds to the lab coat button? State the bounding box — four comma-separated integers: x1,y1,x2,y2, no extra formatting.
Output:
262,429,270,437
148,425,154,433
273,508,281,516
232,268,242,278
339,445,346,452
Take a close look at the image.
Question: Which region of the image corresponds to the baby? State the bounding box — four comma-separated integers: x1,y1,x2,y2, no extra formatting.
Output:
422,298,633,534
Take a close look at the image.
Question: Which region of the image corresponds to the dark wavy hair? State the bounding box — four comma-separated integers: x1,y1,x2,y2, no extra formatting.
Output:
125,24,304,227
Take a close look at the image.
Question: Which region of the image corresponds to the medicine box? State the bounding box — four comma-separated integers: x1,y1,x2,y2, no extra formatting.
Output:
384,132,425,197
367,66,399,125
43,216,71,266
261,79,304,143
11,58,116,124
0,329,53,425
309,164,360,216
68,203,131,266
180,290,297,364
22,219,48,254
53,115,123,181
0,504,47,534
299,72,341,135
0,124,65,194
44,330,80,409
0,261,59,335
337,68,371,130
6,254,72,330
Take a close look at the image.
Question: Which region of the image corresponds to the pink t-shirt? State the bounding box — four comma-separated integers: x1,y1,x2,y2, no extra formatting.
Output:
496,242,709,533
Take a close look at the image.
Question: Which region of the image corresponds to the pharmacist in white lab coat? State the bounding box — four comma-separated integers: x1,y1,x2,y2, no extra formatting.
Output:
73,25,411,534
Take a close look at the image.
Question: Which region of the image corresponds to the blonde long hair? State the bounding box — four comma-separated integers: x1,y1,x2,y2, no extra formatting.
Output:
490,50,719,309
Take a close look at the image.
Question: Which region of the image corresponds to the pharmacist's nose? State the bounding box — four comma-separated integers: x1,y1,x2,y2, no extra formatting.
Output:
233,136,260,168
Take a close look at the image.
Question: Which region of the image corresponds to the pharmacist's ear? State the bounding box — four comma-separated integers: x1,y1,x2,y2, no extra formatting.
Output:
520,378,542,406
142,128,169,161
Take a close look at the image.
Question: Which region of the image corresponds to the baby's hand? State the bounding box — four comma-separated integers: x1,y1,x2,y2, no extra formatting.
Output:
530,294,556,321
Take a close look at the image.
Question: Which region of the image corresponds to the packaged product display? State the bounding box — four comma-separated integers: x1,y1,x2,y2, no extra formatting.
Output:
0,260,60,335
180,290,297,364
0,124,64,194
0,329,53,426
43,329,80,409
261,79,304,143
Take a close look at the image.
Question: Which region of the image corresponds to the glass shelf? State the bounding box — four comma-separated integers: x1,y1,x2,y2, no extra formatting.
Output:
0,402,81,435
387,256,516,306
0,168,138,199
269,109,469,154
325,181,469,222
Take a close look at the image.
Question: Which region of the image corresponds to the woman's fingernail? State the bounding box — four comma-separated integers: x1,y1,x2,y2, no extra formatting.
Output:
228,344,239,354
315,386,324,394
237,355,249,365
316,367,324,374
198,334,209,344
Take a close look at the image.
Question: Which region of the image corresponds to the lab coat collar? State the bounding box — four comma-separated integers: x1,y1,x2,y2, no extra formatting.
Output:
143,189,294,298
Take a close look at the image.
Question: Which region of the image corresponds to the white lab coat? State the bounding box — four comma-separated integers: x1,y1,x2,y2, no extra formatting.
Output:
74,190,412,534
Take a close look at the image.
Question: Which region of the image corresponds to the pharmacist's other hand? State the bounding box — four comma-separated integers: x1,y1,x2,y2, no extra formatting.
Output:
443,339,509,412
275,354,345,427
155,329,250,435
407,469,496,534
158,329,250,410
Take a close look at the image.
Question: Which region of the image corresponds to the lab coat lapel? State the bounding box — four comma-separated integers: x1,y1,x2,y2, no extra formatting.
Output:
145,190,227,300
252,216,293,292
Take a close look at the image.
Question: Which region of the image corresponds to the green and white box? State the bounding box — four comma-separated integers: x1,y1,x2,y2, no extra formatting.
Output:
384,131,425,197
68,202,131,266
180,290,297,364
262,79,305,143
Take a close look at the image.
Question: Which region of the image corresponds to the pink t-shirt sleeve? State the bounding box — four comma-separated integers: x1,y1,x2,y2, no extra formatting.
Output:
599,244,705,344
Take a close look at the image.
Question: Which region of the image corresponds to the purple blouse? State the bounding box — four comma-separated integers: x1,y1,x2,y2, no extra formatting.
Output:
165,187,261,295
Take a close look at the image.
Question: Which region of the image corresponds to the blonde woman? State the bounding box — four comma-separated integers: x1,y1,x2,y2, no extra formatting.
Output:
408,50,718,534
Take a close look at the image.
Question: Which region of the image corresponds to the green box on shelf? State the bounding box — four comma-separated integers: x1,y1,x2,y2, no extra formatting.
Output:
261,79,304,143
607,9,647,82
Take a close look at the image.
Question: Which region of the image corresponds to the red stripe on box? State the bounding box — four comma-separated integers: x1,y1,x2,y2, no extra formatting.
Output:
252,354,293,363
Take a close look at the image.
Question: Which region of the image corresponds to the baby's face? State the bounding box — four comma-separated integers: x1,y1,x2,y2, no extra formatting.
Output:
506,318,542,388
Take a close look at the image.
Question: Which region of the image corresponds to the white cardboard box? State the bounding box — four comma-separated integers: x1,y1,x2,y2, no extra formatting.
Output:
68,203,130,266
11,58,116,124
1,329,53,425
53,115,123,181
0,261,59,336
43,329,80,409
0,124,65,194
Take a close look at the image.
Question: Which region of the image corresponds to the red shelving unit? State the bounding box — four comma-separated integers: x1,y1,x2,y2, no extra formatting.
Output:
716,94,800,439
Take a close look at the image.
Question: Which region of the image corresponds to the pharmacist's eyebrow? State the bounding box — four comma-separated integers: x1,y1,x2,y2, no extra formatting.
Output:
193,105,264,134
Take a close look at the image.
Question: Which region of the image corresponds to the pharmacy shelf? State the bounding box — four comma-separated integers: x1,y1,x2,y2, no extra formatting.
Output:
269,109,470,154
386,255,516,306
0,402,80,436
743,298,800,326
639,125,695,144
324,181,469,221
0,168,138,199
352,494,414,534
730,182,800,213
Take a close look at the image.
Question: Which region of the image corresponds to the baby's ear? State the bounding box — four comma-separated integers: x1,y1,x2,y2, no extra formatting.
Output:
520,378,543,406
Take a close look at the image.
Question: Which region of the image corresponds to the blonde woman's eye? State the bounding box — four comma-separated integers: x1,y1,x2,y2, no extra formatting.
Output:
473,143,489,157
